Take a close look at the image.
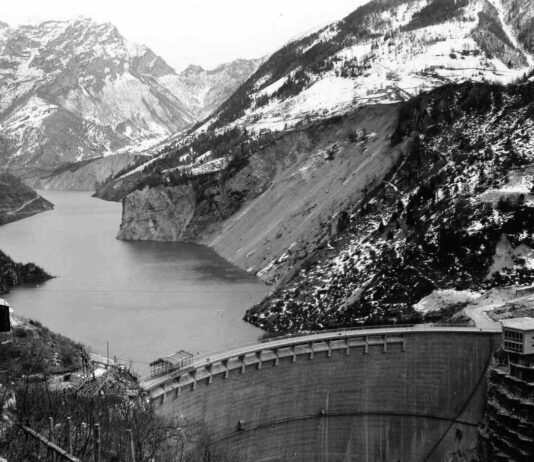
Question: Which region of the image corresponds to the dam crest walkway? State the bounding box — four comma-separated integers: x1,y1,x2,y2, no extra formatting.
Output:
141,324,501,397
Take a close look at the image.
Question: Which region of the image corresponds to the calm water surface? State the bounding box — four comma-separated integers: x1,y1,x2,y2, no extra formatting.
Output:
0,191,268,375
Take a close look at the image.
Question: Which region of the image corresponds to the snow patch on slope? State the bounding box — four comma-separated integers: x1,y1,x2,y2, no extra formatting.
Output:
414,289,482,313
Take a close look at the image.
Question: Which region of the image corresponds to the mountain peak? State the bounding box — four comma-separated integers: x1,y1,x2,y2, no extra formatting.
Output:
209,57,262,73
0,17,194,169
205,0,534,133
182,64,205,76
0,18,260,173
70,15,96,25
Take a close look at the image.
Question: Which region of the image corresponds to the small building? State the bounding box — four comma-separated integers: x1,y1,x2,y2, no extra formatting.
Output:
149,350,193,377
501,317,534,355
501,317,534,382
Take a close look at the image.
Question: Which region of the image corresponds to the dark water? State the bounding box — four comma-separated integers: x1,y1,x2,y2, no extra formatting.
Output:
0,191,268,375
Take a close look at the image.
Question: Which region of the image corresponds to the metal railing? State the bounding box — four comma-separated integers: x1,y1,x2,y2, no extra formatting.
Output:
257,321,485,343
143,323,494,383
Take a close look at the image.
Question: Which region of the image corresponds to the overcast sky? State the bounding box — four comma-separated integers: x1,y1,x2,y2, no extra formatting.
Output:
2,0,367,71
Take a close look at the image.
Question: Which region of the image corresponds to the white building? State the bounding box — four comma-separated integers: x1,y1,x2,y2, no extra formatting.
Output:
501,317,534,355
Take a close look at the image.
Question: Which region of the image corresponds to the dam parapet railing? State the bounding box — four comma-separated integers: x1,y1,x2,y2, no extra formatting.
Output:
141,324,502,401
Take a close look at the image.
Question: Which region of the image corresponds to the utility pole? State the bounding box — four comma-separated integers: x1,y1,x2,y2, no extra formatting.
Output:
66,417,73,455
94,424,101,462
126,429,136,462
106,341,110,368
49,417,55,462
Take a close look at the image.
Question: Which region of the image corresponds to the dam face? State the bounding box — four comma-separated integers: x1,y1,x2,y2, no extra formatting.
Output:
145,328,500,461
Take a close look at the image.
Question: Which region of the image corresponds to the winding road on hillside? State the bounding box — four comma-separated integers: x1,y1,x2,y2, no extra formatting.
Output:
3,196,40,215
464,293,534,329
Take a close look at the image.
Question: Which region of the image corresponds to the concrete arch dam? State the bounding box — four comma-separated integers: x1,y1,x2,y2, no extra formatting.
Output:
142,327,501,461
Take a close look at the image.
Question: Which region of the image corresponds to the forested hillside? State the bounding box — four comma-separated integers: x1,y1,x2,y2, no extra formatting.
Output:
246,78,534,332
0,249,51,294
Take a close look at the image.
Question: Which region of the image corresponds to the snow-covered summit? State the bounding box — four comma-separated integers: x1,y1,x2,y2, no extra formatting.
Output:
204,0,534,135
0,17,190,168
0,18,259,171
162,58,263,120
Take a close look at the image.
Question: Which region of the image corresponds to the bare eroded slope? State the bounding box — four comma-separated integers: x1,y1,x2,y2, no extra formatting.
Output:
205,105,410,285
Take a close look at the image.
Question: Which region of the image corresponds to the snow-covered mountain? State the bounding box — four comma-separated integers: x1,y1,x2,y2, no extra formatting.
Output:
201,0,534,134
168,59,263,121
97,0,534,198
0,17,259,172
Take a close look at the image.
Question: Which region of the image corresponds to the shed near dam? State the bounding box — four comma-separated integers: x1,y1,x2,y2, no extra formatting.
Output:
142,326,501,461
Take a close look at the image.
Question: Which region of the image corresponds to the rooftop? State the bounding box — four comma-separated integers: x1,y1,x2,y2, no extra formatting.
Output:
149,350,193,367
501,317,534,331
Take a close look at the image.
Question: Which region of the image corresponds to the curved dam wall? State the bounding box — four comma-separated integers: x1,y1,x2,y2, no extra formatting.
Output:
143,327,501,462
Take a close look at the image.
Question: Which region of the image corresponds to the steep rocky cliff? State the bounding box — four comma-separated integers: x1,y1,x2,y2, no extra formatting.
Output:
0,173,53,224
117,184,196,241
109,0,534,337
116,105,409,288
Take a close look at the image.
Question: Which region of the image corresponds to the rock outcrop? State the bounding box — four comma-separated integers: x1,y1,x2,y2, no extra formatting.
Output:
117,184,196,241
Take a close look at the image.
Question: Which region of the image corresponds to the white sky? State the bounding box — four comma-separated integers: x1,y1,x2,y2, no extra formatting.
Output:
2,0,367,71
